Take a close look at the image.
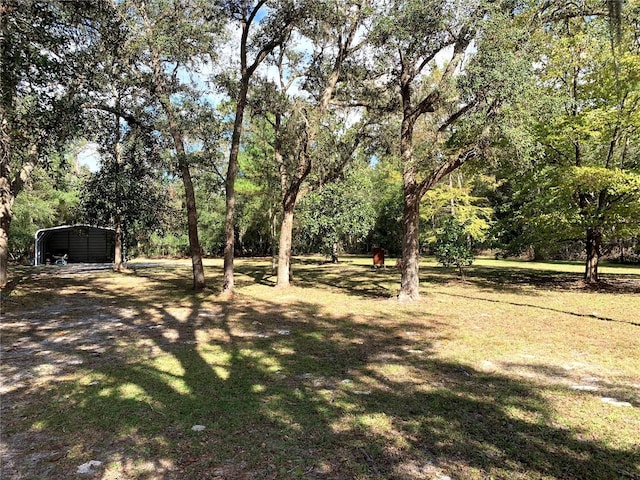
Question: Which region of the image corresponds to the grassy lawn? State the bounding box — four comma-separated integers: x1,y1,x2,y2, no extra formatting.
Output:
1,256,639,479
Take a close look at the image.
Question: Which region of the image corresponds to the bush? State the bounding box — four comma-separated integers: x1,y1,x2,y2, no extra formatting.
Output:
434,217,475,277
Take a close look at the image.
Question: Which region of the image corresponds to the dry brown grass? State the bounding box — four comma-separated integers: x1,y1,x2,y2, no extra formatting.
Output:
1,256,638,479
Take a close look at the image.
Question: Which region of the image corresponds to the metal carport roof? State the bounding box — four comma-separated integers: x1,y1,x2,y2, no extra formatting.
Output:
34,225,116,266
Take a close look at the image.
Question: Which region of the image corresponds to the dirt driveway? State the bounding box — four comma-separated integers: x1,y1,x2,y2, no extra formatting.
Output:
1,264,185,479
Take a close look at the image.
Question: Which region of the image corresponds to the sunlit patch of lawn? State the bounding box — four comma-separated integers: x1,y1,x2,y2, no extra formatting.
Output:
1,256,639,479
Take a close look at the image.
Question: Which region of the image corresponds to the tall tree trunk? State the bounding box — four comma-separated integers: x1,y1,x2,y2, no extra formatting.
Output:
271,12,362,289
0,211,11,288
170,129,205,290
276,204,295,288
147,28,205,291
1,160,32,287
270,206,278,275
222,81,249,295
113,217,123,271
113,110,124,272
180,159,206,291
399,186,421,301
0,159,13,286
398,99,422,300
584,227,601,283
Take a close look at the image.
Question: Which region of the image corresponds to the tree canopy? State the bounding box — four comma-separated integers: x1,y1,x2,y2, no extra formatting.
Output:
3,0,638,294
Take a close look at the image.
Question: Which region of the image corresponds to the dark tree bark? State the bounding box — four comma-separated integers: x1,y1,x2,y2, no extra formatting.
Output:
398,104,422,301
399,184,421,301
161,124,206,291
180,159,206,290
0,161,33,288
584,227,602,283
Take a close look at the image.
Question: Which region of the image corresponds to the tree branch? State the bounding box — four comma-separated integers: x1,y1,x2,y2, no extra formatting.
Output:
417,147,477,199
82,103,149,131
437,102,476,135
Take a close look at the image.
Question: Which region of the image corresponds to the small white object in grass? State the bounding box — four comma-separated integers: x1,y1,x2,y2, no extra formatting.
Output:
276,330,290,335
480,360,496,371
192,425,206,431
407,349,423,354
571,385,599,391
88,381,100,386
77,460,102,474
341,379,352,384
601,397,632,407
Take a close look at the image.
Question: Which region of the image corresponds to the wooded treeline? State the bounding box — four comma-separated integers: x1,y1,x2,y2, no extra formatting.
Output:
2,0,639,297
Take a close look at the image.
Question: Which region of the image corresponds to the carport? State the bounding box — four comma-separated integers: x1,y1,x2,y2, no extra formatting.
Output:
34,225,116,266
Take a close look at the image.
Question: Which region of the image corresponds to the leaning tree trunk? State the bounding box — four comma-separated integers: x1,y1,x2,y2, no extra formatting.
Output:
170,129,205,290
180,160,206,291
150,45,206,290
584,227,602,283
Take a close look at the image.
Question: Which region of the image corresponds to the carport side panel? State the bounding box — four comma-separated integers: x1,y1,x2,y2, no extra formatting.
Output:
69,229,90,262
87,229,115,263
45,231,71,261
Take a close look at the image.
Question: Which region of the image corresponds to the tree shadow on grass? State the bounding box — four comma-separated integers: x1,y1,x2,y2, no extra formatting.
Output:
496,361,639,407
1,268,639,479
437,291,640,327
460,264,640,296
123,256,640,301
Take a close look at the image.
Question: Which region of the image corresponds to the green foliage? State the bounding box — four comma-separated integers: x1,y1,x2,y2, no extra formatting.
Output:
296,169,376,259
235,132,281,256
5,0,639,282
9,162,84,260
434,217,475,276
194,172,226,256
1,1,104,163
77,130,175,257
493,163,640,260
493,8,640,265
147,232,190,258
421,174,494,247
369,161,404,255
